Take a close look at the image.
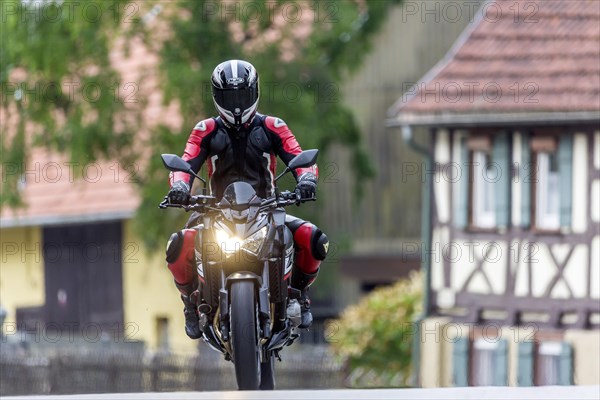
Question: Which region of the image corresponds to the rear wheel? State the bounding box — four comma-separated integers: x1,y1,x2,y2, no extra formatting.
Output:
230,281,260,390
259,355,275,390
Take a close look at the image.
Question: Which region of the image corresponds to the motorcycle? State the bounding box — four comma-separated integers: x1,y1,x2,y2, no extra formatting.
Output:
159,149,319,390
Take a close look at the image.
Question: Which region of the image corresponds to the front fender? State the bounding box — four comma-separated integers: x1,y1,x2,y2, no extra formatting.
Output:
225,272,262,288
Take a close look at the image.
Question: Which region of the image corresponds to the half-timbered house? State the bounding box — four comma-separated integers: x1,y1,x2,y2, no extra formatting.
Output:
388,0,600,387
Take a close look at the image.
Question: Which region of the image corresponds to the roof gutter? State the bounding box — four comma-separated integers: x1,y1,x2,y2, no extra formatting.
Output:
400,124,433,388
386,111,600,129
402,123,432,315
0,210,135,228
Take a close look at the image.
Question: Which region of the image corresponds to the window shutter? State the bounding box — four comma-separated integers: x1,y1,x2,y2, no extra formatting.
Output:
558,135,573,229
521,133,531,228
453,336,469,386
455,137,469,229
559,342,573,385
494,339,509,386
517,341,534,386
493,132,510,229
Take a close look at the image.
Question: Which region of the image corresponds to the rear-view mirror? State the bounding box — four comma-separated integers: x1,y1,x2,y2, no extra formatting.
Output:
161,154,192,173
287,149,319,170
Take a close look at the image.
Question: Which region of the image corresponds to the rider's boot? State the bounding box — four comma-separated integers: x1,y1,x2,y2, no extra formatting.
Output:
166,229,202,339
291,269,319,329
175,281,202,339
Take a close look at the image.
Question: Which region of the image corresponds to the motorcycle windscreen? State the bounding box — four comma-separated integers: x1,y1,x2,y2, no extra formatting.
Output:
222,182,258,207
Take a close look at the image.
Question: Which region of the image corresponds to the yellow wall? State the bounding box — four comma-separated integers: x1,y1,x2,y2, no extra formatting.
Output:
419,317,453,388
565,330,600,385
121,220,197,353
0,226,45,324
1,222,197,353
419,318,600,387
419,319,530,388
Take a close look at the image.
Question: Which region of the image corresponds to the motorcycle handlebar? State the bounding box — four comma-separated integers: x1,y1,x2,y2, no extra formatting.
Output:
158,194,216,210
275,190,316,207
159,191,315,210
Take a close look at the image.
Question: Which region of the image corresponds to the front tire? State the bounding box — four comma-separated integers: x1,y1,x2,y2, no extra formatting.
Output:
230,281,260,390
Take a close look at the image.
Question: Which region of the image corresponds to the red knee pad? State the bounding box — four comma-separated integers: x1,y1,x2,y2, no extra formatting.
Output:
293,223,327,274
166,229,197,284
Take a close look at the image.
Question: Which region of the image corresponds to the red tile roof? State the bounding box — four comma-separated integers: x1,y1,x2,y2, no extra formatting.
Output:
390,0,600,122
0,148,140,227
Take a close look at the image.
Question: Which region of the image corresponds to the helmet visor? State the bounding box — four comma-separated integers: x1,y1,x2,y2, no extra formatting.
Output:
213,86,258,116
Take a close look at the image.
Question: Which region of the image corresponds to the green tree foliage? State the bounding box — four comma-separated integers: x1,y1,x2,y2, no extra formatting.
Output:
328,271,422,387
2,0,402,247
138,0,401,247
1,0,140,206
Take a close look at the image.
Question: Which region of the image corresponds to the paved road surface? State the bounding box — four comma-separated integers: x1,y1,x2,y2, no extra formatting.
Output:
3,386,599,400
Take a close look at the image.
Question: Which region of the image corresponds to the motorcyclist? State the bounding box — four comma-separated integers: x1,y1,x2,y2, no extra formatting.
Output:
165,60,329,339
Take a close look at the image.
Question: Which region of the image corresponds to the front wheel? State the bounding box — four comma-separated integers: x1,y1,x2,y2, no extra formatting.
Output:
230,281,260,390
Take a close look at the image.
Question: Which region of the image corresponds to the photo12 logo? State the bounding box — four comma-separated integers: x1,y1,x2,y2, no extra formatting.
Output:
402,81,539,105
1,322,140,344
399,1,539,24
200,1,338,24
1,1,141,24
1,161,140,185
2,81,138,104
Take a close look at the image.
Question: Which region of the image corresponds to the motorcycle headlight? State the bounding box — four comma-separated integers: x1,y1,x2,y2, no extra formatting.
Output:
242,226,268,254
215,226,268,256
215,229,241,255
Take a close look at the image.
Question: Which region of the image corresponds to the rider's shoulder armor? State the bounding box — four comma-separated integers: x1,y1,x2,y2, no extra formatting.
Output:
192,118,217,134
262,115,289,135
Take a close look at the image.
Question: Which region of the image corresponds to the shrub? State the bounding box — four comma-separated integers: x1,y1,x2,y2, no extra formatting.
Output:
327,271,422,387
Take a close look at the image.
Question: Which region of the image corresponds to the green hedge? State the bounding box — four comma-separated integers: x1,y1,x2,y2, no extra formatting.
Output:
327,271,422,387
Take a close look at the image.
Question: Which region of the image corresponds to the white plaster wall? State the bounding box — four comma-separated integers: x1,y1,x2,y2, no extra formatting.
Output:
529,243,558,298
511,240,588,299
451,239,478,293
431,226,448,292
513,241,594,299
513,240,530,297
592,179,600,222
591,236,600,299
551,243,572,265
560,244,588,298
435,176,451,225
594,131,600,169
451,130,467,222
435,129,451,164
481,240,508,295
435,129,451,224
520,242,588,299
572,133,588,233
451,239,507,295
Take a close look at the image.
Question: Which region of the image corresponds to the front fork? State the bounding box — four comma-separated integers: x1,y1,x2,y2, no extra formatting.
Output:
217,262,271,344
259,262,271,339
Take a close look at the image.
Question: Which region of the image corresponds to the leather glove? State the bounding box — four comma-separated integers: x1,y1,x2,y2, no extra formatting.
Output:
168,181,191,205
295,173,317,201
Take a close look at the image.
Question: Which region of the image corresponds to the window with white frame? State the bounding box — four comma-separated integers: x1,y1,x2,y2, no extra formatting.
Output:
535,151,560,230
472,151,496,228
534,341,573,386
471,338,498,386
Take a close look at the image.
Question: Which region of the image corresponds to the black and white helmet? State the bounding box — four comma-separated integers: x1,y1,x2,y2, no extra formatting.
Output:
211,60,259,129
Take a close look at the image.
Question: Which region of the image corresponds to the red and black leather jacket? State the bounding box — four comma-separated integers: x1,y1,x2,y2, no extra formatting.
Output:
170,114,318,199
